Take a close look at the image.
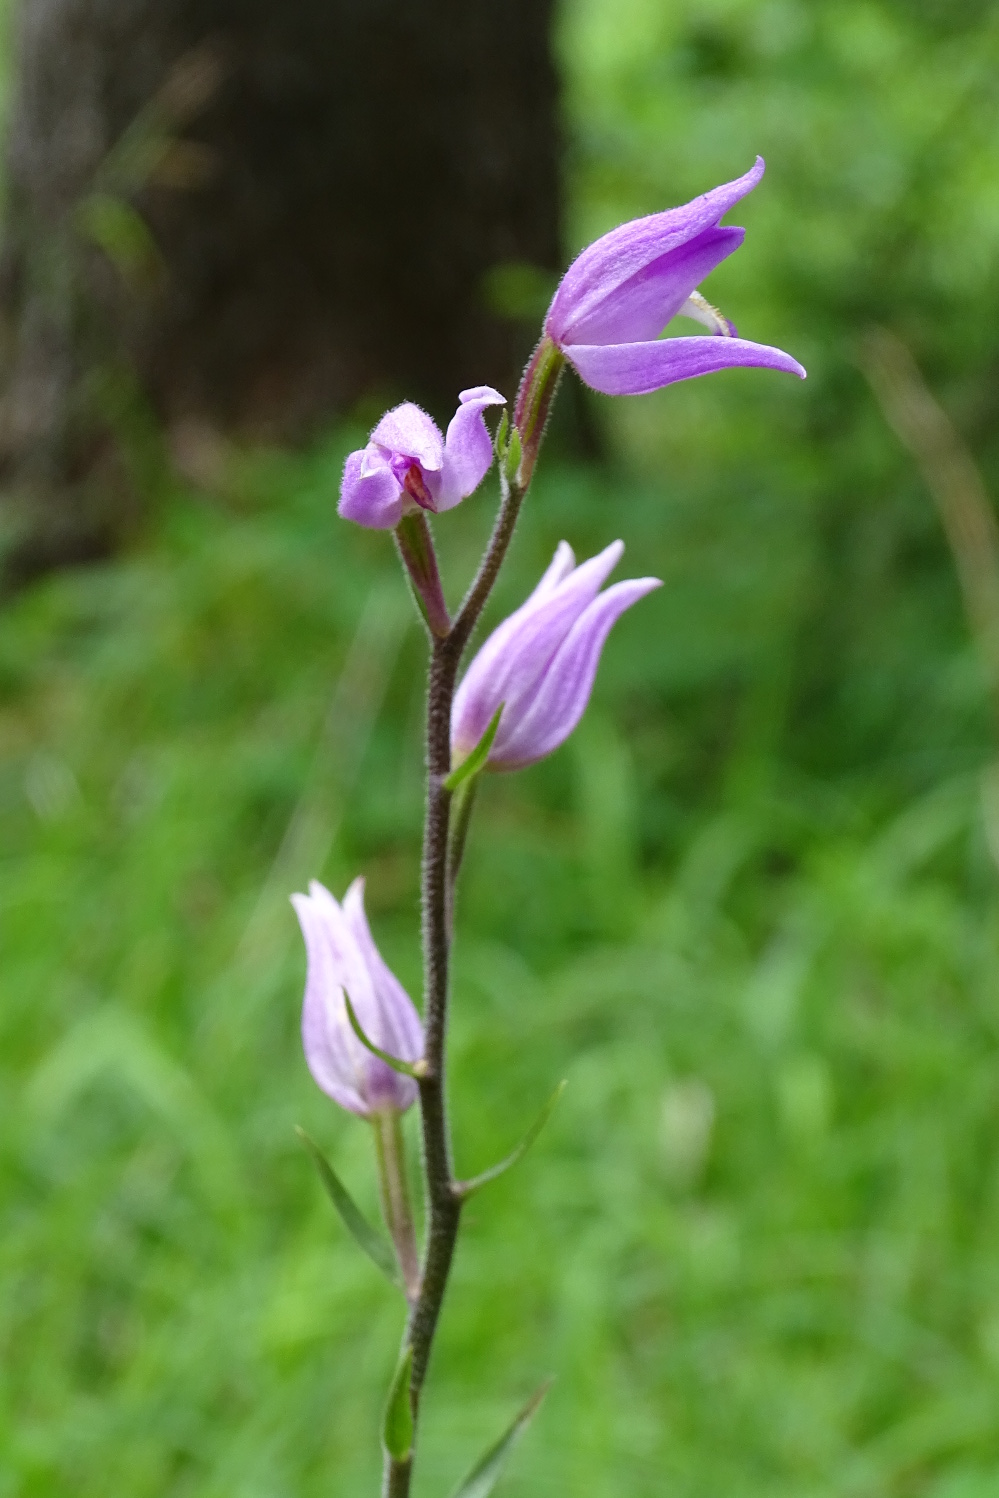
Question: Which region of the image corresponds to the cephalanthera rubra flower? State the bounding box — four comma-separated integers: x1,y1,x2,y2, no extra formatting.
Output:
339,386,505,530
541,157,804,397
451,540,661,772
291,878,423,1116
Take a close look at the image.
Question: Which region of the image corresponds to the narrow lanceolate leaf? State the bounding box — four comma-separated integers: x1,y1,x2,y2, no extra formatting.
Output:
457,1081,567,1199
443,704,504,793
450,1380,553,1498
296,1127,402,1288
494,408,510,459
343,993,427,1079
502,426,523,486
382,1345,415,1462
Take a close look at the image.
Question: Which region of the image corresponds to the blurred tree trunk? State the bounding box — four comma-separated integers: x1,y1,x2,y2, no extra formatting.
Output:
0,0,561,586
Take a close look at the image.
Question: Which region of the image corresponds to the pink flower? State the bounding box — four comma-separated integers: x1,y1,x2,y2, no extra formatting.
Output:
339,386,506,530
543,158,805,396
451,540,661,771
291,878,423,1116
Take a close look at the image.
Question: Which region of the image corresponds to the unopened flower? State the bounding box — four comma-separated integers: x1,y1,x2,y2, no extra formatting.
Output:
339,386,505,530
451,541,661,772
291,878,423,1116
541,157,805,397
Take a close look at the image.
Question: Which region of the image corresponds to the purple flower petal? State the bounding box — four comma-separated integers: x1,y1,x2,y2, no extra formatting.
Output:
494,578,662,769
437,385,506,511
565,335,807,396
292,880,421,1116
292,892,368,1115
556,226,743,348
546,157,765,344
451,541,624,759
338,447,406,530
370,402,445,474
341,878,423,1063
529,541,577,603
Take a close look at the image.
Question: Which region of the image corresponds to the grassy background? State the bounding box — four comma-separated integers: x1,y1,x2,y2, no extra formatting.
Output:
5,1,999,1494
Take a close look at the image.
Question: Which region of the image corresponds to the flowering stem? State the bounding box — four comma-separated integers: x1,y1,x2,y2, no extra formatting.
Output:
383,1457,412,1498
511,335,565,490
446,776,478,938
394,513,451,638
381,462,536,1498
452,468,528,654
372,1111,421,1304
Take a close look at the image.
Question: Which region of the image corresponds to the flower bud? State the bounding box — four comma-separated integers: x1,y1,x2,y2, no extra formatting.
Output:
291,878,423,1116
451,540,661,772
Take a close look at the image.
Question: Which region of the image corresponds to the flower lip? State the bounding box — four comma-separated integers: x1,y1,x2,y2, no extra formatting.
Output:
402,464,436,510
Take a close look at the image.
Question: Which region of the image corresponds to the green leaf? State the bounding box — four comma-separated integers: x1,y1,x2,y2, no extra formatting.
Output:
450,1379,553,1498
457,1081,567,1199
502,426,523,485
444,703,504,793
382,1345,415,1462
494,408,509,458
295,1127,402,1288
76,193,164,287
343,993,427,1079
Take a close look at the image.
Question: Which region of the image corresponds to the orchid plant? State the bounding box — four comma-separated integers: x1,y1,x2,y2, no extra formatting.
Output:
292,158,804,1497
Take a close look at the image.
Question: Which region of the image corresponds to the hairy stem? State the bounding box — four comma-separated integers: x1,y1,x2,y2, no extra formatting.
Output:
451,470,527,654
383,1457,412,1498
382,460,536,1496
446,776,479,938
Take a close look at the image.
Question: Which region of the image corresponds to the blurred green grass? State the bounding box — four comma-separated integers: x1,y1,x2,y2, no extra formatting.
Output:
3,429,999,1497
5,0,999,1494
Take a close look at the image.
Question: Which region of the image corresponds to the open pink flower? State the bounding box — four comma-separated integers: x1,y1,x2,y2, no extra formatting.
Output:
543,158,805,396
291,878,423,1117
339,386,505,530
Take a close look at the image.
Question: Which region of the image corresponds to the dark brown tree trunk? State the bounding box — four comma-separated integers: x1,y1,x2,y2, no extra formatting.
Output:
0,0,561,586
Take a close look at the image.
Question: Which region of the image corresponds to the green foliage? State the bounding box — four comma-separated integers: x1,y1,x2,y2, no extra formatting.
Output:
559,0,999,800
3,3,999,1496
1,425,998,1495
383,1346,415,1462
